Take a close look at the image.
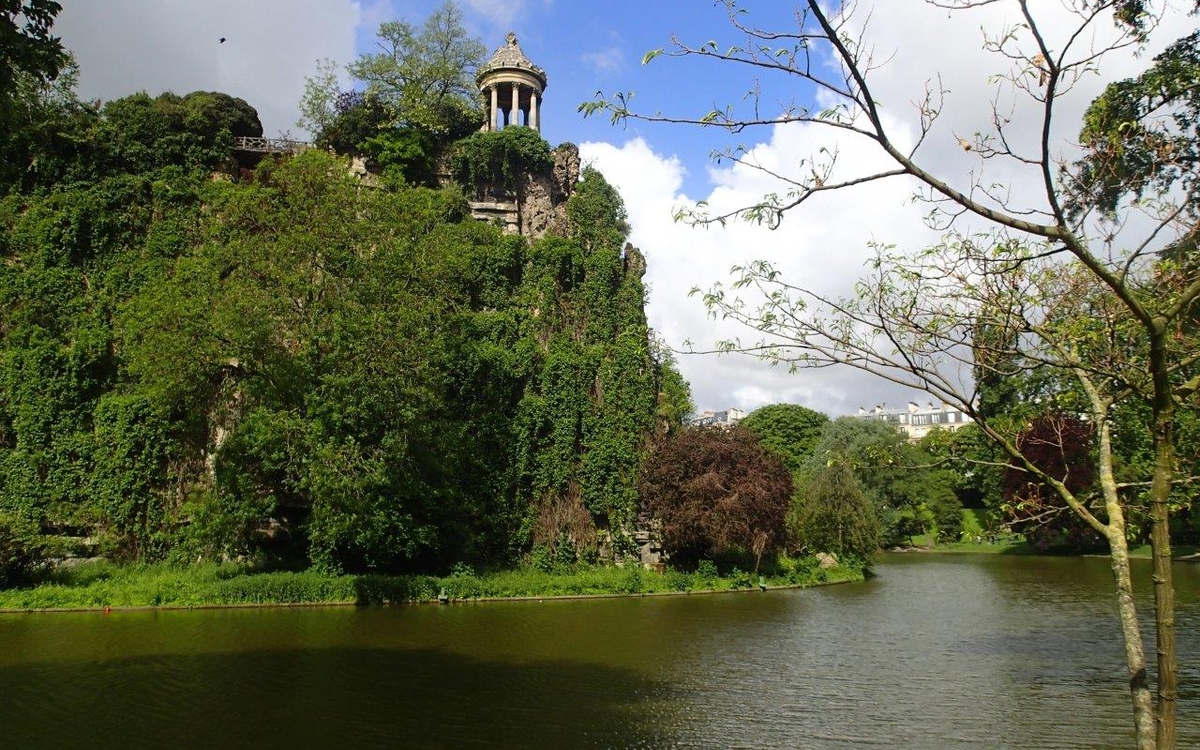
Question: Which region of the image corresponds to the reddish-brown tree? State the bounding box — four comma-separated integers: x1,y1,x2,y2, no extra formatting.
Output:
1003,414,1102,552
639,426,792,569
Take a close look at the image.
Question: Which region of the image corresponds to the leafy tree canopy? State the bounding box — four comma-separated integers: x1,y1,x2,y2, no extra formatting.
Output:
0,0,67,115
794,455,879,561
346,1,485,135
740,403,829,476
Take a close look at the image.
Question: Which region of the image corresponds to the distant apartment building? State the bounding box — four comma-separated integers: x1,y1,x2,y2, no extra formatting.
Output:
855,402,972,440
690,408,747,429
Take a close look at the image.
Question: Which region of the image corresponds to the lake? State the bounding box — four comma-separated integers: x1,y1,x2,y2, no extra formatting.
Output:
1,554,1196,749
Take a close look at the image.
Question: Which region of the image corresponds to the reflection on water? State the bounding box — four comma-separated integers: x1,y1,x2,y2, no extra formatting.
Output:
1,554,1196,749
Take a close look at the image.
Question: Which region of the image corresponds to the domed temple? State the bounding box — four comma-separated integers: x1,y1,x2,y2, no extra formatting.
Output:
477,32,547,132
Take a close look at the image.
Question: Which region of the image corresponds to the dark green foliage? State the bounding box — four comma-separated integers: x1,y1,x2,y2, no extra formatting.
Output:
89,393,174,558
362,127,437,185
567,165,631,253
1,85,262,193
740,403,829,475
798,417,961,547
1074,31,1200,216
650,341,693,434
794,456,880,559
0,103,665,578
0,6,663,577
450,127,554,195
507,168,657,546
314,91,390,155
0,1,67,112
0,511,45,587
639,427,793,569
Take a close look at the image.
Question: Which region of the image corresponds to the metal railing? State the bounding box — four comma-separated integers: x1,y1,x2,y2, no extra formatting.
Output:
232,136,311,154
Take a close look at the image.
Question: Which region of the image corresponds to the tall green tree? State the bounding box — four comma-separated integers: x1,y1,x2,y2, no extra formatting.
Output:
0,0,66,115
798,417,959,547
740,403,829,476
794,455,879,561
346,1,485,135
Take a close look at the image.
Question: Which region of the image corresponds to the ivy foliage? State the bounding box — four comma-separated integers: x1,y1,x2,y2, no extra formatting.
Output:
1,83,261,193
0,106,665,576
450,127,555,195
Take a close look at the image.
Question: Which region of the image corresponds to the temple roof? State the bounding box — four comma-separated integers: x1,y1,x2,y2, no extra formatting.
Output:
477,32,547,89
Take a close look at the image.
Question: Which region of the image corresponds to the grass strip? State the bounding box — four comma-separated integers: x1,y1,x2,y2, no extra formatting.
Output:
0,558,864,612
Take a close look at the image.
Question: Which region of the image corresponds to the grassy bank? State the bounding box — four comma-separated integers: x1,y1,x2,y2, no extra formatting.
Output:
0,557,864,612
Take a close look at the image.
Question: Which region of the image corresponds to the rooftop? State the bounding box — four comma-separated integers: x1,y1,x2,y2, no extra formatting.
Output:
477,32,547,88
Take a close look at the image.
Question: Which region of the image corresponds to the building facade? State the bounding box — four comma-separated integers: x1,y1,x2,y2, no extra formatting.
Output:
690,408,747,429
854,402,972,440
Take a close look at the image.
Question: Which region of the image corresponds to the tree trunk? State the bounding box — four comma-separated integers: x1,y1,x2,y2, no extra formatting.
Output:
1097,417,1157,750
1108,525,1157,750
1149,328,1178,750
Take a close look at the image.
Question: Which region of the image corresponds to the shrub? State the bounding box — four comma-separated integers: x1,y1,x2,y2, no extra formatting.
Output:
640,427,793,569
616,565,643,594
728,568,753,590
0,513,45,588
695,559,718,586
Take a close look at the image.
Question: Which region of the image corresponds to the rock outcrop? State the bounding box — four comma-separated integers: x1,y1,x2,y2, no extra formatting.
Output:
466,143,580,239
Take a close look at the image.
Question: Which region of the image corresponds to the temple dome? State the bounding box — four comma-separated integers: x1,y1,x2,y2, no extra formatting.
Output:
477,32,547,89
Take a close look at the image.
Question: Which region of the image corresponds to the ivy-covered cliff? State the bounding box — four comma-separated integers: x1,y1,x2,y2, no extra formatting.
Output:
0,89,678,575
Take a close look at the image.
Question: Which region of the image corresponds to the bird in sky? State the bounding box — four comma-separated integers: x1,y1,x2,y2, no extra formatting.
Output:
219,37,227,44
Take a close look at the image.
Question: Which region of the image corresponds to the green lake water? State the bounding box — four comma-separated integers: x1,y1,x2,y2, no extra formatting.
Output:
1,554,1197,749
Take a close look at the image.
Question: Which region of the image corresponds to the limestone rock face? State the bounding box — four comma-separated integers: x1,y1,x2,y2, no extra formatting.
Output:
623,243,646,278
517,143,579,238
463,143,580,238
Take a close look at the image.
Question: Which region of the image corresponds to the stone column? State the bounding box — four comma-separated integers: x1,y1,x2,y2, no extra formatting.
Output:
530,89,539,131
489,85,499,131
511,82,521,127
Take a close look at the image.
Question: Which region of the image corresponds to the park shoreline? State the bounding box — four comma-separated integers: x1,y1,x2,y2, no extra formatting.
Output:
0,561,865,615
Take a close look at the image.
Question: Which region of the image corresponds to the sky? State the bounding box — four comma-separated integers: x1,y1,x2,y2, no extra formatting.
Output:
53,1,1197,417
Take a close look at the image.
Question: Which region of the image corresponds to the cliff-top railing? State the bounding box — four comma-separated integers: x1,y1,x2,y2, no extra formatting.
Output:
233,136,311,154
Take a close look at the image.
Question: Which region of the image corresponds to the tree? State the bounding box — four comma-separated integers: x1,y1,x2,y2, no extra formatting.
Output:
346,1,485,135
740,403,829,475
794,455,880,560
1003,413,1104,552
650,336,694,434
585,3,1196,745
0,0,66,116
799,416,960,547
297,58,341,136
0,511,45,587
639,426,792,569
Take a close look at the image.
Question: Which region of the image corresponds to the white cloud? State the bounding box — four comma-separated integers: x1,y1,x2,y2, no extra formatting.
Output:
581,47,624,73
583,1,1196,418
582,128,935,418
465,0,529,29
55,0,362,137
